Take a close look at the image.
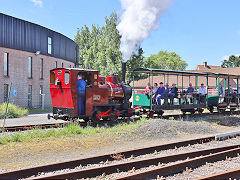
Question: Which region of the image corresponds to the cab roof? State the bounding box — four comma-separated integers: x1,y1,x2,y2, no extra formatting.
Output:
50,68,98,72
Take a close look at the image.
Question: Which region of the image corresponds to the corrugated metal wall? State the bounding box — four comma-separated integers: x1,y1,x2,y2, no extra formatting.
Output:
0,13,78,64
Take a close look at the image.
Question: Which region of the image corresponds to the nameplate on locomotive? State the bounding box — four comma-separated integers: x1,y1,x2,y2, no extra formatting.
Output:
93,95,100,101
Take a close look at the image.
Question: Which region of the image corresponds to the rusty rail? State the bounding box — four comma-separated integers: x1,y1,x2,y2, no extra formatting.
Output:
30,145,240,179
2,122,69,132
197,168,240,180
115,147,240,180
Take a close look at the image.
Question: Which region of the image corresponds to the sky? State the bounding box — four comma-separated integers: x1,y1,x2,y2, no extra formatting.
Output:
0,0,240,69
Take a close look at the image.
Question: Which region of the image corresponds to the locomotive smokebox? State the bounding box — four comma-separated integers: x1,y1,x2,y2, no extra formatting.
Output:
122,62,126,83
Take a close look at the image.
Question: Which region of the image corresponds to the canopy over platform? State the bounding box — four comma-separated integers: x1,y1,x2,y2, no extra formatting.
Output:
133,68,240,79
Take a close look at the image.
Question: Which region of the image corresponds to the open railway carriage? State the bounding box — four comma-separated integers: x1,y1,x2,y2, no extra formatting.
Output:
132,68,240,116
49,68,132,121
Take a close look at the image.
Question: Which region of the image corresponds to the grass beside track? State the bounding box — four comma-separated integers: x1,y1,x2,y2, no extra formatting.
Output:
0,118,147,145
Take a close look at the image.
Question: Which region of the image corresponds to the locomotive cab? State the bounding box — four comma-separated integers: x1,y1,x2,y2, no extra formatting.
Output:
49,68,132,121
49,68,101,120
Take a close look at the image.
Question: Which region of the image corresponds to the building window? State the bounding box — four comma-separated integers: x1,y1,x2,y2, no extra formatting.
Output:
62,62,64,68
55,61,57,68
40,85,43,107
28,57,32,78
40,58,43,79
28,85,32,108
3,84,9,102
4,52,9,76
48,37,52,54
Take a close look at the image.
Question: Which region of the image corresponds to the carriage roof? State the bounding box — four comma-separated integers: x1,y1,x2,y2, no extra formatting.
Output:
133,68,240,79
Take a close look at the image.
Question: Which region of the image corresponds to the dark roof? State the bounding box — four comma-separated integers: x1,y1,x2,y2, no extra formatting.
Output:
196,65,221,70
0,13,78,63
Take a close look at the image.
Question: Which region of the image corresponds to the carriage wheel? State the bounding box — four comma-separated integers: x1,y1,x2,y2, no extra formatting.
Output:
190,109,195,115
198,108,203,114
208,106,214,113
181,110,186,115
218,108,225,113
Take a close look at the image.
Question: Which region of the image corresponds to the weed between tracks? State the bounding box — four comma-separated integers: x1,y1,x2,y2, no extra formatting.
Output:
0,118,147,145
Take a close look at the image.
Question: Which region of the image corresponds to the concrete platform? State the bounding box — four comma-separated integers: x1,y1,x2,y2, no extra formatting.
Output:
0,113,67,127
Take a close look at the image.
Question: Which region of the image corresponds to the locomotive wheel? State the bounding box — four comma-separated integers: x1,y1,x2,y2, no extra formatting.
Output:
83,117,90,122
92,111,101,122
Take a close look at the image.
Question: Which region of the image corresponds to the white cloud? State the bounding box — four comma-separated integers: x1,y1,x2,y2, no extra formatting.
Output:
221,54,240,60
30,0,43,8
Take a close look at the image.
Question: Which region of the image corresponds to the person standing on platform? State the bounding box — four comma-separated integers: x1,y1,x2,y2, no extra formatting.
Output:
77,73,87,115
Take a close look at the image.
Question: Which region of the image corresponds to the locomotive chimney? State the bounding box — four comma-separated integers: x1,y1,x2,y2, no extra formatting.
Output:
122,62,126,83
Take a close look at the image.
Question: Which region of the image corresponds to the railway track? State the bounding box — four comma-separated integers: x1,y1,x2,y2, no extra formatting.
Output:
0,122,69,132
2,134,240,179
115,146,240,180
0,136,214,179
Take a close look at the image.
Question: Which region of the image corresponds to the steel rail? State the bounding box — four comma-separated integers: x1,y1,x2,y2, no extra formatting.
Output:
0,136,214,179
197,168,240,180
30,145,240,179
115,147,240,180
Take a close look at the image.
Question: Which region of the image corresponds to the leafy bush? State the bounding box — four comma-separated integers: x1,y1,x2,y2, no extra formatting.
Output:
0,103,28,119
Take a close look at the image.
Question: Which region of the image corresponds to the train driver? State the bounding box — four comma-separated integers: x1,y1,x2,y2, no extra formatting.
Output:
77,72,87,115
153,82,166,104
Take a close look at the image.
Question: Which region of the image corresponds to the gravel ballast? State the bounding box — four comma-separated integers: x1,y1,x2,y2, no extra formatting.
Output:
134,119,217,139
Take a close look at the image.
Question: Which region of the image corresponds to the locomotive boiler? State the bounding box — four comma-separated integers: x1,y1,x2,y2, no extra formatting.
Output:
48,67,132,121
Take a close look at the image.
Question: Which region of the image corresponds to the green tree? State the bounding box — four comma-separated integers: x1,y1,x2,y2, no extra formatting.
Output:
221,55,240,68
144,51,187,70
74,12,122,77
126,47,145,81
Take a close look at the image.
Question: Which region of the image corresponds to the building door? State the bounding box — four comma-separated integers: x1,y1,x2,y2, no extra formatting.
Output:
28,85,32,108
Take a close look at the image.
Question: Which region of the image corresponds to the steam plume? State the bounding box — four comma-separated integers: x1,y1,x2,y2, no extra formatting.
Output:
117,0,172,62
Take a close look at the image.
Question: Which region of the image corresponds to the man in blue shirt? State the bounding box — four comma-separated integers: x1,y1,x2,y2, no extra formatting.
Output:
153,82,166,104
183,83,195,104
77,73,87,115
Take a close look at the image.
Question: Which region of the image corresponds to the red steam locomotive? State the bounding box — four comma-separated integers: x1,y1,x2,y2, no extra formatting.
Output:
48,67,132,121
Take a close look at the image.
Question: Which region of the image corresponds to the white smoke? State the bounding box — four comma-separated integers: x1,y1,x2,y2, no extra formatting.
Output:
117,0,173,62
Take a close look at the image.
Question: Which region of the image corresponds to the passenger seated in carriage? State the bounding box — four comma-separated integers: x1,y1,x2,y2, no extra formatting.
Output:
152,82,166,105
165,83,170,94
183,83,195,104
145,82,151,94
198,83,207,103
168,83,178,104
152,83,158,94
228,85,236,103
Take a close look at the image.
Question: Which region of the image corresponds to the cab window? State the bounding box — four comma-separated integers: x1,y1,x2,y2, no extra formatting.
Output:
64,71,70,85
50,72,55,85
